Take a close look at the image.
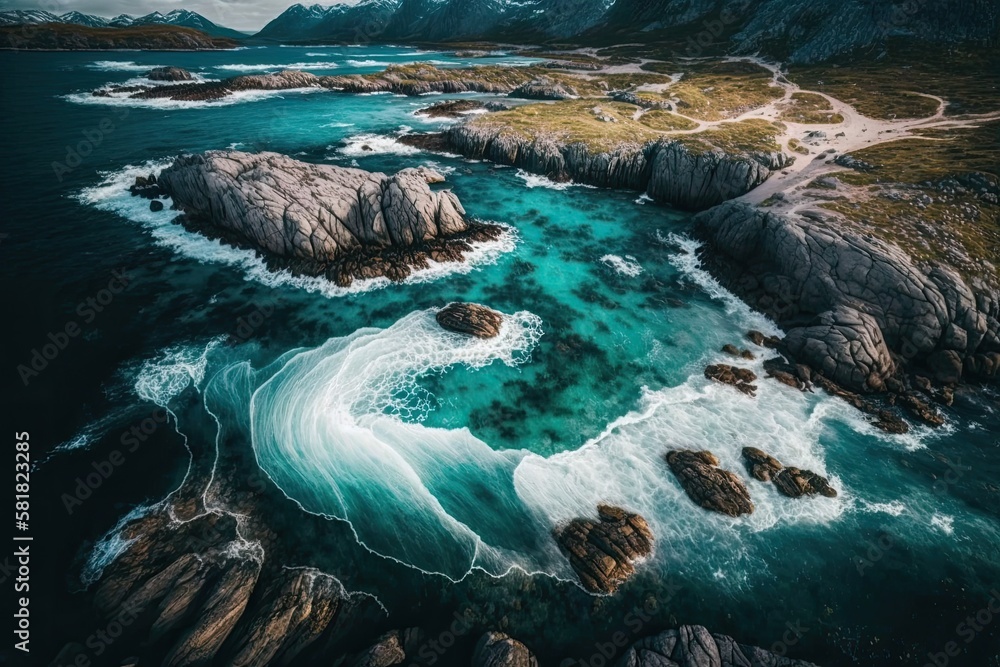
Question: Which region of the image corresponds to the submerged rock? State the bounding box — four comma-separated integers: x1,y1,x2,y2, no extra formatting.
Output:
436,303,503,338
473,632,538,667
704,364,758,396
665,450,754,517
619,625,819,667
554,504,654,593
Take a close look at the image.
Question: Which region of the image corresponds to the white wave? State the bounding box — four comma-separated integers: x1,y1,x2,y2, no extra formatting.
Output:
515,170,576,190
321,121,356,128
74,160,516,299
214,61,340,71
635,193,653,205
87,60,159,72
600,254,643,277
135,340,222,407
306,52,331,56
930,513,954,534
346,59,391,67
81,504,157,587
62,86,323,110
858,500,907,516
338,133,420,156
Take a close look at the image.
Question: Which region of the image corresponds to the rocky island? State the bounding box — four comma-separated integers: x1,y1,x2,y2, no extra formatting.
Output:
143,151,503,286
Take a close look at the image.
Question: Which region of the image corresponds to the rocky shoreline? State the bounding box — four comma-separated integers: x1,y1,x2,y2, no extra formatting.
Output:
443,124,791,211
694,202,1000,398
139,151,504,286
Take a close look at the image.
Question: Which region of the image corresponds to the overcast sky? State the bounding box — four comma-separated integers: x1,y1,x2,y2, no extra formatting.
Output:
0,0,346,31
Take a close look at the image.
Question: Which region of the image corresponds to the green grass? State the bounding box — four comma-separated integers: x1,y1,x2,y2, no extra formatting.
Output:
637,110,699,132
777,92,845,124
657,61,783,121
823,121,1000,284
788,43,1000,119
677,119,783,156
467,100,663,151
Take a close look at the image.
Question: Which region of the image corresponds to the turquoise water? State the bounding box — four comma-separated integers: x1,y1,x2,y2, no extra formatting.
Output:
4,46,1000,665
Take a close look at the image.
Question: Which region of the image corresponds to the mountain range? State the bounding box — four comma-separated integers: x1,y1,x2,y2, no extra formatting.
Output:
2,0,997,62
0,8,247,38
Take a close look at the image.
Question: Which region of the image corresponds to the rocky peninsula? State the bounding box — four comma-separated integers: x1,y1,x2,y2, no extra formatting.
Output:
146,151,502,286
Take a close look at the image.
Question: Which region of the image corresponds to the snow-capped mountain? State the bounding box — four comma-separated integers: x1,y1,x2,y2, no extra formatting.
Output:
255,1,401,42
0,8,245,39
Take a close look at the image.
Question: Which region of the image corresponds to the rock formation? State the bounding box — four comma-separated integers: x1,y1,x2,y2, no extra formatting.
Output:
473,632,538,667
618,625,819,667
696,202,1000,391
721,344,755,360
553,505,654,593
508,77,577,100
153,151,502,285
147,66,193,81
704,364,758,396
436,302,504,338
742,447,837,498
665,450,754,517
416,99,510,118
445,126,790,210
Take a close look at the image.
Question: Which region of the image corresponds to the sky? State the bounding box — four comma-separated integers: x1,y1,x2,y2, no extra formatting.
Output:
0,0,348,31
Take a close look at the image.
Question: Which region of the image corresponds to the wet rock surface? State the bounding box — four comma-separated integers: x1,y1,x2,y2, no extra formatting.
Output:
741,447,783,482
742,447,838,498
553,504,654,593
436,302,504,338
619,625,819,667
473,632,538,667
666,450,754,517
704,364,758,396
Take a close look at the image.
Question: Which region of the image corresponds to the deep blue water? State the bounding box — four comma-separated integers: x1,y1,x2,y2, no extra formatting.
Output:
2,46,999,666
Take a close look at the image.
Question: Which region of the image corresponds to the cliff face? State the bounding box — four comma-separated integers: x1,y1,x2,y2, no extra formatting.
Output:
695,202,1000,391
446,125,790,210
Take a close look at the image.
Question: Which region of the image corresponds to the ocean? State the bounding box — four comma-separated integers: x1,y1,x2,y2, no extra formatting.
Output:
2,44,999,666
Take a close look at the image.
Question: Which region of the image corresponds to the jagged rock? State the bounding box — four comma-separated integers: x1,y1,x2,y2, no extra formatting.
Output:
347,630,408,667
773,467,838,498
416,99,510,118
747,330,782,348
397,132,450,152
896,392,945,427
610,90,672,110
147,66,193,82
721,344,754,360
695,202,1000,391
509,77,577,100
473,632,538,667
741,447,783,482
155,151,499,285
150,200,164,212
222,570,344,667
811,374,909,434
704,364,757,396
436,302,503,338
618,625,819,667
553,505,654,593
129,173,163,199
665,450,754,517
